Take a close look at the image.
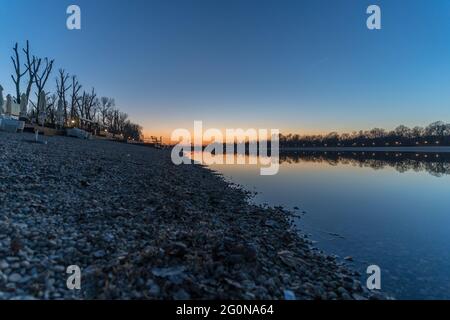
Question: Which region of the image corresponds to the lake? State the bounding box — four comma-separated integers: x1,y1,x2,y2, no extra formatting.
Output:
196,150,450,299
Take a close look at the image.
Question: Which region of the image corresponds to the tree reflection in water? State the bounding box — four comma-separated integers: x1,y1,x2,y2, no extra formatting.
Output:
279,151,450,177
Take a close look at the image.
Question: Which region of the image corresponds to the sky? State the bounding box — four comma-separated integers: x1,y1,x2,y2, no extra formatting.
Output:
1,0,450,140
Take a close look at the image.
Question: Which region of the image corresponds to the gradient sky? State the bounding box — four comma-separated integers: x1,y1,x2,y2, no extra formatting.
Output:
1,0,450,139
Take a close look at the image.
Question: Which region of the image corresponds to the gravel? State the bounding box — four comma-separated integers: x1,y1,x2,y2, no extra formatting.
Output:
0,131,385,300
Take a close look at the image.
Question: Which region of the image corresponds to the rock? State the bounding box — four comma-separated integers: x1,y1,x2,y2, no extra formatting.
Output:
337,287,348,296
344,256,353,262
147,280,161,296
224,278,243,289
93,250,106,258
230,243,258,262
80,180,91,187
151,266,186,278
165,242,188,257
278,250,305,268
327,292,338,299
8,273,22,283
10,295,38,300
0,261,9,269
265,219,277,228
54,265,66,272
352,293,368,300
284,290,297,300
341,292,352,300
173,289,191,300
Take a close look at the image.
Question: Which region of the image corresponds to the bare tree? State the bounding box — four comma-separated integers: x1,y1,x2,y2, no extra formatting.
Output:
70,75,82,122
99,97,115,127
33,57,54,120
46,93,58,125
56,69,72,124
10,43,28,104
77,88,98,128
23,41,36,104
118,112,128,133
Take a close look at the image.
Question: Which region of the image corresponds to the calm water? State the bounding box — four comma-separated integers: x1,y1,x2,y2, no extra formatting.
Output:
198,151,450,299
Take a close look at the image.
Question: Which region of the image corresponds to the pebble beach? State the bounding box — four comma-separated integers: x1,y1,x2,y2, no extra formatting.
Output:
0,132,381,300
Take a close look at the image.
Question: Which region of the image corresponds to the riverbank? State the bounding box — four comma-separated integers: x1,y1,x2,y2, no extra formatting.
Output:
0,132,383,300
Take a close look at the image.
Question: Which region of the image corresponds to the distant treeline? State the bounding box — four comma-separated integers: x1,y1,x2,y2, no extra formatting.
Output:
281,121,450,148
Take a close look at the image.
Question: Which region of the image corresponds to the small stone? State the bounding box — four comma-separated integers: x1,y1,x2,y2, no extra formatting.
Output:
8,273,22,283
166,242,188,257
148,281,160,296
152,266,185,278
342,292,352,300
284,290,296,300
337,287,348,296
173,289,190,300
54,265,66,272
352,293,368,301
0,261,9,269
344,256,353,262
265,220,277,228
80,180,91,187
93,250,106,258
328,292,338,299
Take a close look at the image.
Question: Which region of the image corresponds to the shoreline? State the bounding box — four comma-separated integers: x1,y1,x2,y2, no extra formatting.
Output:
0,132,384,300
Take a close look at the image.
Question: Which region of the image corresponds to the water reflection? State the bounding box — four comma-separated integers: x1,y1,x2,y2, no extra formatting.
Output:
279,151,450,177
198,150,450,299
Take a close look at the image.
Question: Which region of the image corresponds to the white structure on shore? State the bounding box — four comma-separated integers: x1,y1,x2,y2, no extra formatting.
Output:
20,93,28,118
6,94,12,115
0,85,4,114
0,83,25,133
56,99,64,127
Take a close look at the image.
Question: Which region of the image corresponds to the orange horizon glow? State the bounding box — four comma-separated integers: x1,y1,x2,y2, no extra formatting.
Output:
142,126,384,144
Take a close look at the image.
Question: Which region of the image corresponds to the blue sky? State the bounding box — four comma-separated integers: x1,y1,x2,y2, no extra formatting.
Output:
1,0,450,137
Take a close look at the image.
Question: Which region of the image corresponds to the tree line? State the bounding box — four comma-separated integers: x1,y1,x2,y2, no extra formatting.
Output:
280,122,450,148
8,41,143,141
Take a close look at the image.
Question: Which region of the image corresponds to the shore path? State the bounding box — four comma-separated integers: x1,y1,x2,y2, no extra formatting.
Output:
0,132,380,300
